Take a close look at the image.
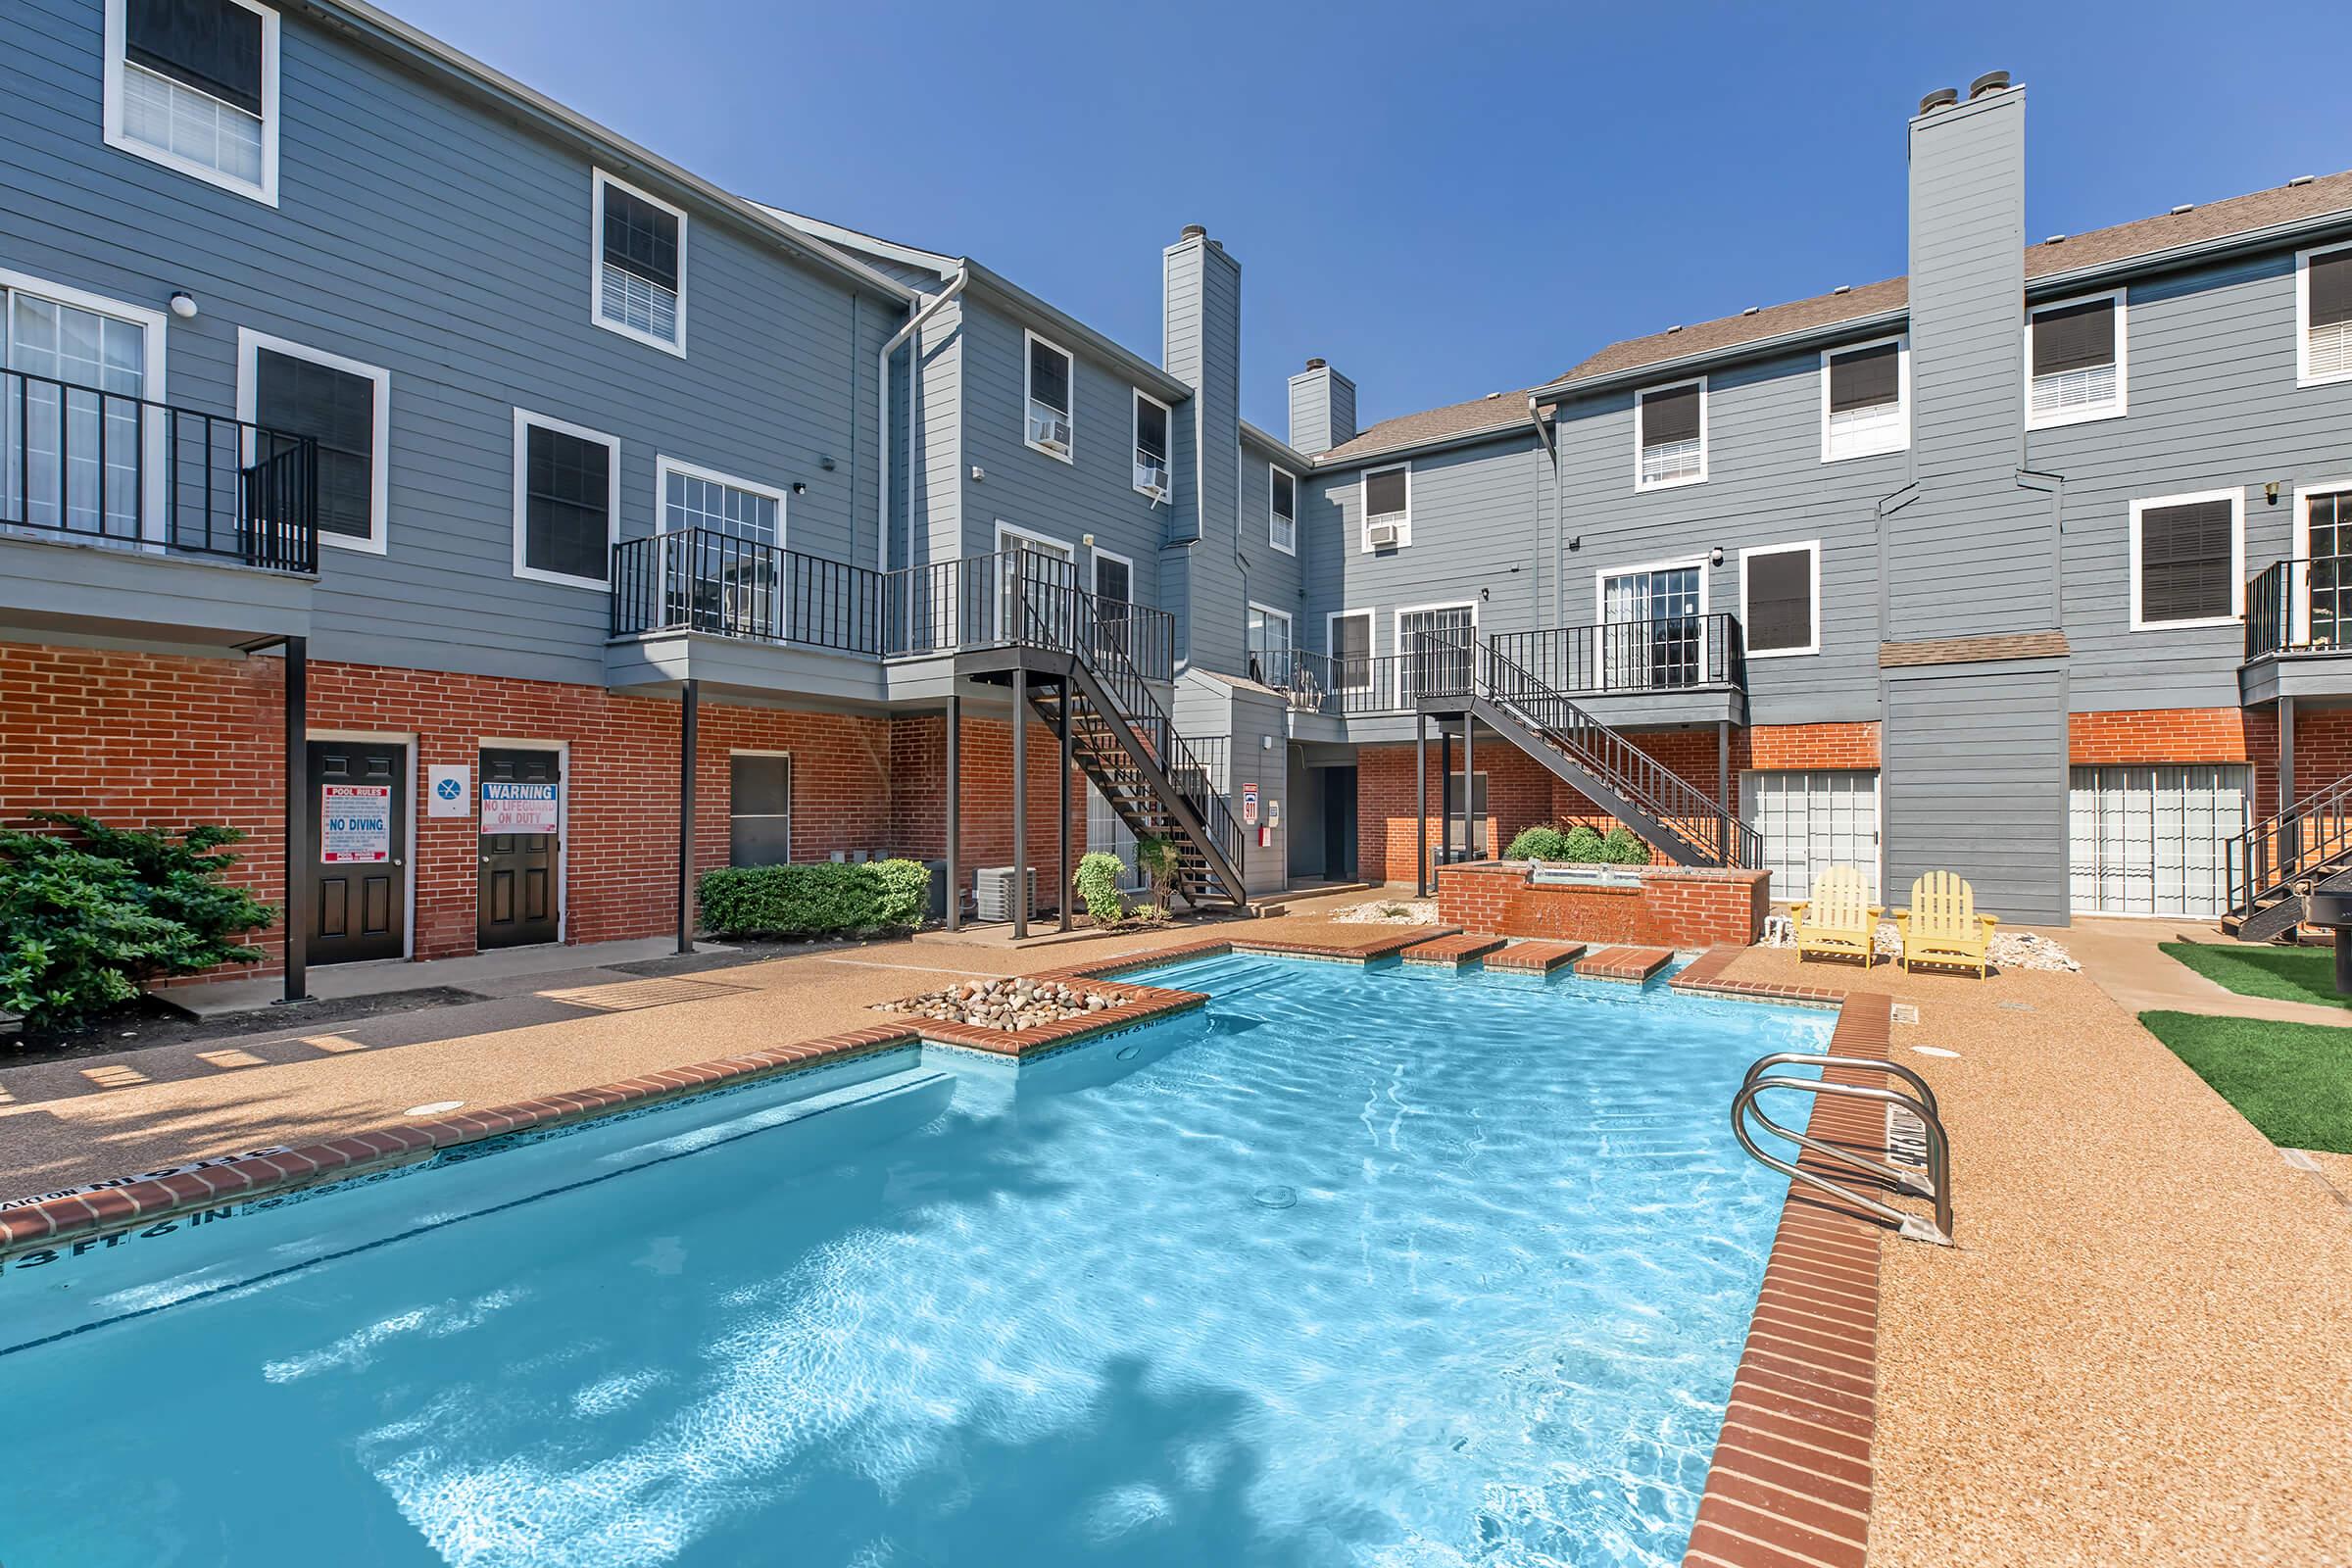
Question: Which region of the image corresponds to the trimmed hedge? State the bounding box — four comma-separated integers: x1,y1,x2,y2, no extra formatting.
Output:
697,858,931,938
1501,822,1653,866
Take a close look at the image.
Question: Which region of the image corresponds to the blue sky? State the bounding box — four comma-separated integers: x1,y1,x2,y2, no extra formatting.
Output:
389,0,2348,436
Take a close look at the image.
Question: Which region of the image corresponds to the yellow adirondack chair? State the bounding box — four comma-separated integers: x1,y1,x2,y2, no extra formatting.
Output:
1894,871,2000,976
1788,864,1881,968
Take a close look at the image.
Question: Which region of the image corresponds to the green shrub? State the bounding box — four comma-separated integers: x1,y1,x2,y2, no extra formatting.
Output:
1559,824,1607,862
1600,827,1651,865
0,812,275,1028
1073,851,1128,925
696,858,931,939
1504,825,1570,861
1134,835,1181,915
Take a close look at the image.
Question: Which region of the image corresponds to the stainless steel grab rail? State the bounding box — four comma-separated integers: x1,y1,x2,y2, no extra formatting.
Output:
1734,1054,1953,1246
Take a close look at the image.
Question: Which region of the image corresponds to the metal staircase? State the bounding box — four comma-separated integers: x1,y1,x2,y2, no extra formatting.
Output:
1005,560,1249,913
2225,774,2352,943
1419,633,1760,867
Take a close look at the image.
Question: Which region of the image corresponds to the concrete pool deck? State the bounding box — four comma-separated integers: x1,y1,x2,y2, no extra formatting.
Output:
1697,941,2352,1568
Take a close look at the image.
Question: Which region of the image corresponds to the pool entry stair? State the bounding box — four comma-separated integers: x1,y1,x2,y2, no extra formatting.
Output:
1412,632,1763,869
2223,771,2352,943
1734,1053,1956,1246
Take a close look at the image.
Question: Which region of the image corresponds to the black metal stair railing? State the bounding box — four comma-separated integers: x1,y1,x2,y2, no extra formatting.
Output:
610,528,888,652
2228,772,2352,917
1451,631,1761,868
1003,552,1243,893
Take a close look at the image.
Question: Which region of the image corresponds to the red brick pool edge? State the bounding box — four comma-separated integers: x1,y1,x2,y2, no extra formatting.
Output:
1674,945,1888,1568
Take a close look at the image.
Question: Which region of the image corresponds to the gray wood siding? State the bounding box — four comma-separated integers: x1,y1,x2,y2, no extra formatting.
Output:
1301,432,1545,662
1882,660,2070,925
2040,251,2352,711
1239,436,1305,654
5,0,896,685
1544,348,1894,725
1164,237,1245,675
951,295,1169,609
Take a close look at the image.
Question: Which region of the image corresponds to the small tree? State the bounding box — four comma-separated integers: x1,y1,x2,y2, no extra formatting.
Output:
1133,834,1181,916
0,813,275,1028
1072,851,1128,926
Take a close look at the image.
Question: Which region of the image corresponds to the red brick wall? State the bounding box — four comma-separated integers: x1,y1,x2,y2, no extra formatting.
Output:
0,642,1087,980
2063,706,2352,822
889,710,1088,915
1436,862,1768,946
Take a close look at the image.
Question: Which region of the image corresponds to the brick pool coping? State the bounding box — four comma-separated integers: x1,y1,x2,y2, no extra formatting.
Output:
1672,944,1893,1568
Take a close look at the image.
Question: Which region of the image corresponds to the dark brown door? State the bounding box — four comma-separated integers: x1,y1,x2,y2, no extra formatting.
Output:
478,748,562,949
307,740,407,964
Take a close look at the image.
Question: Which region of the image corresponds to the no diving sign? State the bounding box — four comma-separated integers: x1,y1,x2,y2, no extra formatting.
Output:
320,784,391,863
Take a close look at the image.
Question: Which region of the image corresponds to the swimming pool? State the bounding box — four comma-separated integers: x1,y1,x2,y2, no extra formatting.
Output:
0,953,1829,1567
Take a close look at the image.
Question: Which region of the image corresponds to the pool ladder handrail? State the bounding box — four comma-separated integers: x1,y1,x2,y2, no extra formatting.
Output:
1733,1053,1954,1247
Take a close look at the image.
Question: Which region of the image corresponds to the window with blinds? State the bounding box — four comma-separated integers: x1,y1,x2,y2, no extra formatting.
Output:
1025,332,1074,457
2301,245,2352,384
1823,339,1905,460
254,345,382,546
2131,492,2239,629
1270,467,1297,554
1637,380,1705,487
111,0,275,199
1741,543,1818,656
594,173,685,351
2029,295,2122,423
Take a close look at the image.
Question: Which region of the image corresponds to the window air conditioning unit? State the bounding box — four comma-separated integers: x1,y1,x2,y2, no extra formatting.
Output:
1135,458,1169,497
975,865,1037,922
1028,408,1072,452
1366,519,1401,550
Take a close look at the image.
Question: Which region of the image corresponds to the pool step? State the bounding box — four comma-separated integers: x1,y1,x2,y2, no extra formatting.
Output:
1573,947,1675,983
1486,940,1588,975
1398,932,1508,968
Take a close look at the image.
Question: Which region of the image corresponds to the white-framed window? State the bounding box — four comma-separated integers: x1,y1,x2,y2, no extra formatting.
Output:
1024,330,1075,462
1595,559,1710,687
1819,337,1908,462
1327,608,1374,693
995,517,1075,644
1132,389,1170,496
2026,290,2126,428
103,0,280,206
1269,466,1298,556
1739,539,1821,659
2296,243,2352,388
2294,482,2352,649
235,329,389,554
1,269,170,543
728,751,792,867
511,409,620,590
658,456,789,637
1092,543,1134,605
592,171,687,356
1635,377,1707,489
1742,769,1881,904
1361,463,1410,551
2128,488,2242,631
1396,600,1476,699
2069,763,2250,919
659,456,785,546
1247,601,1293,684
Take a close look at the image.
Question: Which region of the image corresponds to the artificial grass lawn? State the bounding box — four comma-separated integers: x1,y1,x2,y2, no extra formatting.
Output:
2140,1010,2352,1153
2160,941,2348,1010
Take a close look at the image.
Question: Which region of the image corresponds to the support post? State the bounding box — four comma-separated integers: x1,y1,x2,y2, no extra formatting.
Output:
1414,712,1428,898
1011,665,1029,938
281,635,309,1004
1718,718,1733,863
944,693,961,931
1439,726,1454,878
677,677,699,956
1057,680,1073,933
1462,710,1477,858
2281,695,2299,870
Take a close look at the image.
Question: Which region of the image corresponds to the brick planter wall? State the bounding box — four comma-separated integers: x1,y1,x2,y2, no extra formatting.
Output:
1435,860,1769,947
0,641,1086,981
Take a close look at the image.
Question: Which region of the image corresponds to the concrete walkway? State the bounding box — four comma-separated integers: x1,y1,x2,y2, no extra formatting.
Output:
2065,915,2352,1027
167,934,741,1016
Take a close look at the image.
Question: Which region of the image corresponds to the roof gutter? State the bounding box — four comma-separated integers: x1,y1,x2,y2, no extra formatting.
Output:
878,265,971,572
295,0,914,306
2023,207,2352,298
1309,416,1541,473
1527,308,1909,408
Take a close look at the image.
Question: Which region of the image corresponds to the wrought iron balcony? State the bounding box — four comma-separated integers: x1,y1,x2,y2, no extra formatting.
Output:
1272,614,1747,718
2,366,317,573
2246,556,2352,661
610,535,1177,683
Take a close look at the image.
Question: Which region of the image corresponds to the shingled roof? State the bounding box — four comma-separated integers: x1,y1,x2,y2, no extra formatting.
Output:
1314,390,1537,466
1552,168,2352,385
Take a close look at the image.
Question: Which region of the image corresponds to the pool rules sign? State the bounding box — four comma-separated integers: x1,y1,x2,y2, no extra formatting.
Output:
319,784,392,863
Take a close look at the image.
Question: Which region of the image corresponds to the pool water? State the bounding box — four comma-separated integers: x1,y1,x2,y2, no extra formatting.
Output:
0,955,1828,1568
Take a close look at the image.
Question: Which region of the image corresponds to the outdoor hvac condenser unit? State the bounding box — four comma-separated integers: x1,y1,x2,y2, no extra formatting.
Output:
974,865,1036,922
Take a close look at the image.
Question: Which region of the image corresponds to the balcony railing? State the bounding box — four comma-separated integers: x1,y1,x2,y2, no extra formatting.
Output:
2246,556,2352,661
2,366,317,572
1268,614,1746,717
612,537,1176,683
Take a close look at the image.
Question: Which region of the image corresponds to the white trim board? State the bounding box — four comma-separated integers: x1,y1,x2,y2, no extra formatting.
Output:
591,169,688,358
1738,538,1822,660
2127,487,2244,632
102,0,280,207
